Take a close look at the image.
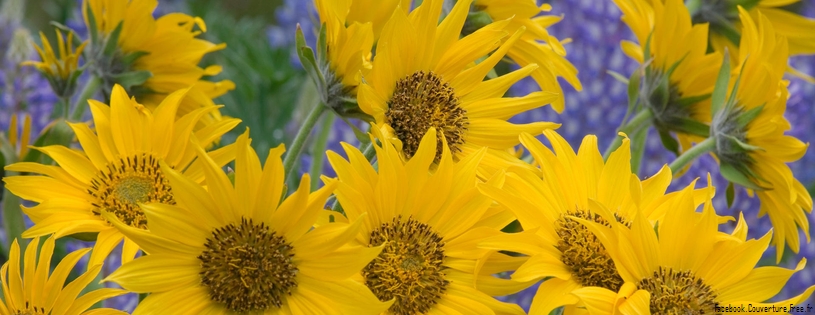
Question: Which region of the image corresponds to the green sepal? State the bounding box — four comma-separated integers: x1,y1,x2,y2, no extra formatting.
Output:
22,120,75,165
735,104,764,128
675,93,711,108
295,24,326,93
121,51,149,66
66,232,98,242
86,3,99,48
103,21,124,56
720,161,764,191
726,181,735,208
711,50,731,119
316,21,328,67
722,134,763,153
650,75,671,111
657,128,680,156
672,118,710,138
607,70,629,85
112,70,152,90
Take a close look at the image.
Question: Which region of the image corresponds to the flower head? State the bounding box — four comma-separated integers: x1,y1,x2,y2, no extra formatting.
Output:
22,30,86,98
104,130,389,314
0,236,127,315
3,84,240,266
327,127,527,315
571,186,815,313
82,0,235,127
358,0,560,175
477,129,701,314
470,0,582,112
709,7,812,262
615,0,722,152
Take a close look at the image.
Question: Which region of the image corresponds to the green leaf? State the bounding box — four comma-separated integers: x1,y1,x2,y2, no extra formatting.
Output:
607,70,629,85
112,70,152,90
726,181,735,208
103,21,124,56
657,128,680,156
643,32,654,78
720,162,764,191
711,50,731,119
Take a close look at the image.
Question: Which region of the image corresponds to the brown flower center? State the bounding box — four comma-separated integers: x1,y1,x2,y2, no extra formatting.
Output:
386,71,468,161
638,266,718,314
88,154,174,229
362,216,448,315
198,217,297,313
555,210,625,291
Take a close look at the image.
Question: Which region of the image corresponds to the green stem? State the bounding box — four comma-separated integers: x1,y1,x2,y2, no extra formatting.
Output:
59,96,70,119
668,137,716,174
360,140,375,162
283,104,327,182
70,75,102,121
3,171,25,253
309,111,335,191
603,109,653,159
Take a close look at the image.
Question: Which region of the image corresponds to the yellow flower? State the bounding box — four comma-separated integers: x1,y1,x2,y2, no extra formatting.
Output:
83,0,235,125
0,236,127,315
327,127,528,315
314,0,375,94
471,0,582,112
23,30,86,80
358,0,560,175
614,0,722,151
477,130,721,314
1,113,31,161
709,8,812,262
3,84,240,267
570,187,815,314
103,131,390,314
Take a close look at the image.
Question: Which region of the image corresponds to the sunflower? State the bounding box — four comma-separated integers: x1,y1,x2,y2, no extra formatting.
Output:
326,126,528,315
83,0,235,126
313,0,374,100
0,236,127,315
570,186,815,314
357,0,560,175
707,8,812,262
614,0,722,151
3,84,240,266
476,130,722,314
470,0,582,112
103,131,390,314
684,0,815,57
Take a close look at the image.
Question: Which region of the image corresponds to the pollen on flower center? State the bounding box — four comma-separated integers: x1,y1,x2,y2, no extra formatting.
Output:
556,210,625,291
362,216,448,315
386,71,468,160
638,266,718,314
88,154,174,229
198,217,297,313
